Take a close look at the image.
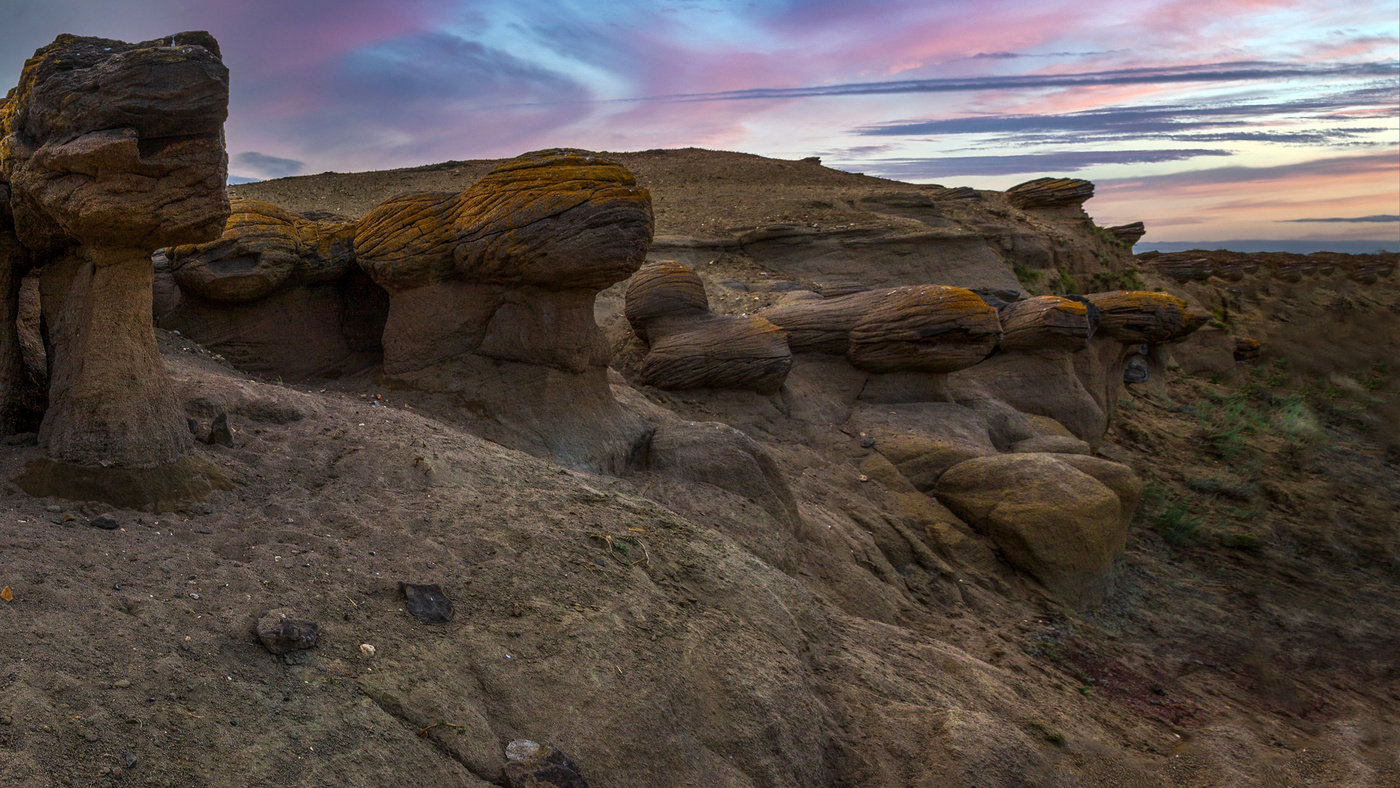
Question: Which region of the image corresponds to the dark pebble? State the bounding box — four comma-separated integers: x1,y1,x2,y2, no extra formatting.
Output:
122,752,138,769
256,609,320,655
400,582,455,624
89,514,120,530
205,412,234,447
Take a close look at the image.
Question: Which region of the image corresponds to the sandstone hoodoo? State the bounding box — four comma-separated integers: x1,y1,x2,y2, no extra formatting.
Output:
949,290,1203,449
355,149,655,472
0,32,231,509
624,261,792,393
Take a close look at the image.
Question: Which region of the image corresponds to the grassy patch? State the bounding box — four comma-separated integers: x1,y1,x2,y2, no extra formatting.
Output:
1137,483,1203,547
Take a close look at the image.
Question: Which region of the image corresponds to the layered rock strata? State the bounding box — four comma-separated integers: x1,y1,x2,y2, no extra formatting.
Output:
1005,177,1095,210
624,262,792,393
1,32,231,508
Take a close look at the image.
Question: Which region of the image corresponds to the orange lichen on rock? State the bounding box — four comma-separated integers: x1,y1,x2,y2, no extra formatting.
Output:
167,197,356,302
847,285,1002,373
1084,290,1201,344
997,296,1095,352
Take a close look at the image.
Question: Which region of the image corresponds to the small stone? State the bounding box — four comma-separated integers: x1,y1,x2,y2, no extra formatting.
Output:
206,412,234,447
89,514,120,530
399,582,454,624
504,740,589,788
113,679,131,688
122,752,138,769
44,504,63,513
255,608,320,655
189,593,200,600
359,643,376,658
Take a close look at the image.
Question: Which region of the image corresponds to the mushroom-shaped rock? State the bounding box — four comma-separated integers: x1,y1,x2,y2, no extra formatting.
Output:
1083,291,1202,344
354,149,654,472
1005,178,1095,210
935,453,1142,606
846,285,1002,374
997,296,1096,352
624,261,792,393
2,32,231,508
1105,222,1146,247
157,198,385,379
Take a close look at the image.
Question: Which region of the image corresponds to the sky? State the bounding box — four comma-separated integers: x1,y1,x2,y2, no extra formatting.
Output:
2,0,1397,246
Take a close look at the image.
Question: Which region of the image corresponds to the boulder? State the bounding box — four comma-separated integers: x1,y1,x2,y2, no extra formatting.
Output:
1010,435,1091,455
624,262,792,393
2,32,231,509
935,453,1142,605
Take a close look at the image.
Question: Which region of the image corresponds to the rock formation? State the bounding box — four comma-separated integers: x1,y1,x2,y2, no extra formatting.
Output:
1,32,231,508
996,295,1096,352
935,453,1142,606
160,198,386,378
355,149,655,472
1105,222,1146,247
1005,177,1095,210
624,261,792,393
758,284,1002,374
950,291,1201,448
1083,290,1201,344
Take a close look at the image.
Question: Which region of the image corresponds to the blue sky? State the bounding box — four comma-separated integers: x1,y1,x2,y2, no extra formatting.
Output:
2,0,1396,243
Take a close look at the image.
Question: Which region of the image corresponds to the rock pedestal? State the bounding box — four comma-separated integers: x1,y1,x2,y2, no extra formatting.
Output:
1,32,232,510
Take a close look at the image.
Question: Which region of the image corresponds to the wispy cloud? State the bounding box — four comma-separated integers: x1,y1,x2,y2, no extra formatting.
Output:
1279,214,1400,223
1096,152,1399,190
855,85,1399,139
232,152,304,179
639,60,1397,103
847,149,1233,179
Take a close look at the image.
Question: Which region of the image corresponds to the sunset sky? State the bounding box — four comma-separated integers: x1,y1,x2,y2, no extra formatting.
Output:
3,0,1397,246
